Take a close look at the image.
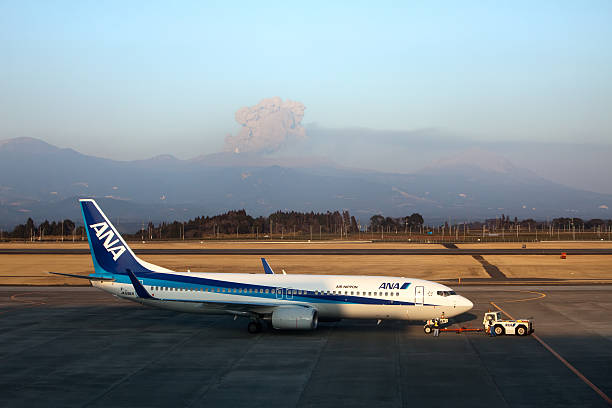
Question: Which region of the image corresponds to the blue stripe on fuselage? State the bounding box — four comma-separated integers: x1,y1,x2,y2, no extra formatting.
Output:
115,270,424,306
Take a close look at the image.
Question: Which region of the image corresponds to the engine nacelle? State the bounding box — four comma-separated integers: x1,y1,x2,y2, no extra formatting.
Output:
271,306,318,330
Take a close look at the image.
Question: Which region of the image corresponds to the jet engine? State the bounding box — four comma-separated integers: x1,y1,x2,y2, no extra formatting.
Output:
271,306,318,330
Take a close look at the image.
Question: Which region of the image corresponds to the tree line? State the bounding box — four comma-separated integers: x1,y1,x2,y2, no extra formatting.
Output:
5,218,85,240
3,211,611,240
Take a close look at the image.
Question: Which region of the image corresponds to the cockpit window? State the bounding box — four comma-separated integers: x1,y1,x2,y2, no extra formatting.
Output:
436,290,457,297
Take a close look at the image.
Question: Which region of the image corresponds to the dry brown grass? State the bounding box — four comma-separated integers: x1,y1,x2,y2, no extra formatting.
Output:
0,241,446,249
457,241,612,249
0,254,486,285
2,240,611,285
483,255,612,279
3,240,611,250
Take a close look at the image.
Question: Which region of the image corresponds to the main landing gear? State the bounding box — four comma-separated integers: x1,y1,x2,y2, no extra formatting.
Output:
247,320,263,334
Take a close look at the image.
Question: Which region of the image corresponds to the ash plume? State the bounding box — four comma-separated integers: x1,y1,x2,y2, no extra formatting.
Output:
224,97,306,153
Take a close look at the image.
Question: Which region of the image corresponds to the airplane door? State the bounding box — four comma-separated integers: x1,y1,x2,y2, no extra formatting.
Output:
276,288,283,299
286,288,293,300
415,286,424,305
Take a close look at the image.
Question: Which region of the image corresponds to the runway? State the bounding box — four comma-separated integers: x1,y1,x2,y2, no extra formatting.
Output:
2,248,612,255
1,285,611,407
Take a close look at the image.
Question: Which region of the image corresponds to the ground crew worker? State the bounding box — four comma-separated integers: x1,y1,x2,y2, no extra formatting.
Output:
433,318,440,337
489,322,496,337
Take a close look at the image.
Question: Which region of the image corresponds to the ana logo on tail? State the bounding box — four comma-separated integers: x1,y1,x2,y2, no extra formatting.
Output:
89,222,126,261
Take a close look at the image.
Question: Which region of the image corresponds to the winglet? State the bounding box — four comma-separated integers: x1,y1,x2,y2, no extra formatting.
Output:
126,269,153,299
261,258,275,274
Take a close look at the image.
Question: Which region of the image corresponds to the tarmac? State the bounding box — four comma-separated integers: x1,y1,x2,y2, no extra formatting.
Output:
1,285,611,407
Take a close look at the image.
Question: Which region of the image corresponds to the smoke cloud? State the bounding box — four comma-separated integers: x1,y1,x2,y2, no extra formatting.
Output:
224,97,306,153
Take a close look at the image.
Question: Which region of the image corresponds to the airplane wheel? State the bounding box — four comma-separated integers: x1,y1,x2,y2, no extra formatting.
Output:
248,321,261,334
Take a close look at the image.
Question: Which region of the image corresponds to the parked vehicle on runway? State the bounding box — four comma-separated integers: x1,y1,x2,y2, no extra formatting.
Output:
483,311,534,336
51,199,473,333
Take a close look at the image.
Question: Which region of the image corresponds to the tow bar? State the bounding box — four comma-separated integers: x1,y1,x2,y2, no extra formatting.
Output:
440,327,484,334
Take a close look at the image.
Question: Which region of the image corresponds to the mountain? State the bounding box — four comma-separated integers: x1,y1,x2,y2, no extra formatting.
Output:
0,138,610,228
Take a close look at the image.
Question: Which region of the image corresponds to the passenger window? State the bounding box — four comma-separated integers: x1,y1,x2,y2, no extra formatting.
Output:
350,291,354,295
345,291,348,295
385,292,388,296
390,292,393,296
396,292,399,296
356,292,360,295
259,289,263,293
368,292,372,296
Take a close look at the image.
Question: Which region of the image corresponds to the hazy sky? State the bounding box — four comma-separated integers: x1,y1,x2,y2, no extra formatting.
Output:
1,1,611,160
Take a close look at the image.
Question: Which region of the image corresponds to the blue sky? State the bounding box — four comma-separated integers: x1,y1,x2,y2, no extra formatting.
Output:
1,1,611,159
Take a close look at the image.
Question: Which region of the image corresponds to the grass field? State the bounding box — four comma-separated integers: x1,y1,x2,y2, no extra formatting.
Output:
2,240,612,250
0,254,487,285
1,241,611,285
457,241,612,249
482,255,612,279
0,241,447,249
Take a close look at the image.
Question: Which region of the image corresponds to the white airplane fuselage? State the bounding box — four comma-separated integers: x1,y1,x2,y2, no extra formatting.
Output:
92,272,473,321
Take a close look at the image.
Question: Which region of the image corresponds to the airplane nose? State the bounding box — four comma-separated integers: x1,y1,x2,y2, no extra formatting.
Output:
459,296,473,312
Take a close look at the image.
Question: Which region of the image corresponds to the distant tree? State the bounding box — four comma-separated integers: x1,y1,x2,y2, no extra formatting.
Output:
350,216,358,233
25,218,35,239
370,215,385,230
585,219,605,229
408,213,424,227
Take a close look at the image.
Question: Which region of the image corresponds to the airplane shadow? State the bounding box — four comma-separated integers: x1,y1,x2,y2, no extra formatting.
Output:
451,312,478,325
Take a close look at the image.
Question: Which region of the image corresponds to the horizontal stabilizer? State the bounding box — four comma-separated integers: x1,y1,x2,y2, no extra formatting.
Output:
49,271,115,281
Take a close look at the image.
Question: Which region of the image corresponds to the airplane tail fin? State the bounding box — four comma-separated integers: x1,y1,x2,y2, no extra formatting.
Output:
80,199,151,276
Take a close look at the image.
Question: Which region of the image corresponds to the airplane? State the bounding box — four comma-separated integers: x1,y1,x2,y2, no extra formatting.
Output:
51,199,473,333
